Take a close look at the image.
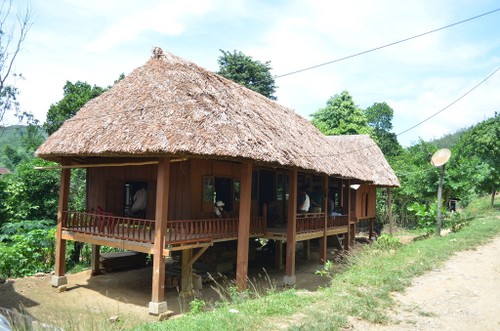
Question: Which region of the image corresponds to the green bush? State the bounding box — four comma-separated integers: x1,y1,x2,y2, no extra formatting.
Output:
373,234,402,250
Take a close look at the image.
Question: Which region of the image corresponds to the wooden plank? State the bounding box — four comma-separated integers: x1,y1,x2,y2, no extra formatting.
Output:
345,180,351,250
151,157,170,303
236,162,252,291
62,231,154,254
276,240,283,270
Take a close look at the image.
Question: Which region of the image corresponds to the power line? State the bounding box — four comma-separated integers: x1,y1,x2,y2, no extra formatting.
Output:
396,65,500,137
273,7,500,79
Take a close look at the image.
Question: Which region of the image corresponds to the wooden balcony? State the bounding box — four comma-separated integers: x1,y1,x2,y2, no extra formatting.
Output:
265,213,349,241
60,211,266,252
60,211,349,252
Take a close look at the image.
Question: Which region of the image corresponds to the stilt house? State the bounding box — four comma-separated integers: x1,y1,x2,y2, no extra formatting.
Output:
35,48,399,315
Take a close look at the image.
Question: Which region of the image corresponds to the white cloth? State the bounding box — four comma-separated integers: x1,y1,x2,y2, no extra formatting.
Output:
131,188,147,212
299,193,310,212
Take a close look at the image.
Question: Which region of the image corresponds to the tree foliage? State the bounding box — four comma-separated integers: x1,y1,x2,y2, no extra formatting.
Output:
452,113,499,206
0,158,59,222
217,50,277,100
0,0,32,125
43,81,106,135
311,90,374,136
364,102,402,157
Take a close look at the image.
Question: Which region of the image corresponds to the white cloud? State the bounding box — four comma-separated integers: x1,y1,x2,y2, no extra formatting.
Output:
7,0,499,149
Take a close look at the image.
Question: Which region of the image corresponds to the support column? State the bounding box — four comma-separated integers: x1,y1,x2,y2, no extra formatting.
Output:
236,162,252,291
276,240,283,270
303,240,310,260
91,244,101,276
344,180,351,251
319,174,328,264
387,187,393,235
284,169,297,286
181,248,194,296
51,168,70,287
149,157,170,315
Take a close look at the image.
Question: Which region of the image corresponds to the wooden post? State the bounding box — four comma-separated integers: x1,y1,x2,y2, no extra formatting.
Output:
149,157,170,315
276,240,283,270
91,244,101,276
319,174,328,264
304,240,311,260
387,187,393,235
51,168,70,287
344,180,351,251
181,248,193,295
236,162,252,291
284,169,297,286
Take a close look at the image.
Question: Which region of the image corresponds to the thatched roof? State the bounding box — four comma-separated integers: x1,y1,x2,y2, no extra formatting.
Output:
327,135,400,187
36,48,397,185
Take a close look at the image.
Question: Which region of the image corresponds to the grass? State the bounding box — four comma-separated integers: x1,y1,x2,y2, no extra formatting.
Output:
131,195,499,331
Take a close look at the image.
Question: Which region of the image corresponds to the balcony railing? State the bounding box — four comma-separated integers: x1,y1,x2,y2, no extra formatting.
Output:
296,213,348,234
62,211,266,245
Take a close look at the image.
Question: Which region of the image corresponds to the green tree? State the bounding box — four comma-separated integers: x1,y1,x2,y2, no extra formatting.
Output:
0,0,32,125
1,157,59,221
217,50,277,100
453,113,499,206
311,90,374,136
364,102,402,157
43,81,106,135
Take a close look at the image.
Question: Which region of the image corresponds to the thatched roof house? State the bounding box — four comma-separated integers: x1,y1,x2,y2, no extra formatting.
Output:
36,48,386,183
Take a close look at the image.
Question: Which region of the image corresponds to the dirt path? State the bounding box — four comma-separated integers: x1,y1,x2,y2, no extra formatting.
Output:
350,235,500,331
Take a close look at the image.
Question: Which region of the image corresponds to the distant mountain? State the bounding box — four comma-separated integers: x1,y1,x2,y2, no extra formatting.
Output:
430,127,468,149
0,125,47,150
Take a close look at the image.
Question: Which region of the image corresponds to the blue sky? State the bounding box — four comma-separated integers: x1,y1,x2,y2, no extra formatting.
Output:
7,0,500,147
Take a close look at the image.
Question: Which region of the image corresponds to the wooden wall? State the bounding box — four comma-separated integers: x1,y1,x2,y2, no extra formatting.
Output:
86,158,243,220
355,184,376,219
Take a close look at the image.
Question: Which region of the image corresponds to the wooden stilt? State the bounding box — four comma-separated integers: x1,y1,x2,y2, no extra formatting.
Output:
320,174,328,264
51,168,70,287
276,240,283,270
181,248,194,295
236,162,252,291
149,157,170,315
344,180,351,251
91,245,101,276
304,240,311,261
387,187,393,235
284,169,297,286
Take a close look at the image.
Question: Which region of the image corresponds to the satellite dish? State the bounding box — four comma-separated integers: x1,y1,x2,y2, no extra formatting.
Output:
431,148,451,167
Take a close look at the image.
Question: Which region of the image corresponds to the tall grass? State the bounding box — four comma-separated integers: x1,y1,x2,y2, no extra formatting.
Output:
132,196,499,331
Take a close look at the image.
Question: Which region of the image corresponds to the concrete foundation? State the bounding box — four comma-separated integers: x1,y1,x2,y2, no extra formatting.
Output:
51,275,67,287
148,301,168,315
283,275,296,286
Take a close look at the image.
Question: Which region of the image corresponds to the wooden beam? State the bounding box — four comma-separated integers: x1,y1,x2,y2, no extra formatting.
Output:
52,168,70,286
187,246,210,269
284,169,297,285
34,158,187,170
61,231,154,254
236,162,252,291
150,157,170,311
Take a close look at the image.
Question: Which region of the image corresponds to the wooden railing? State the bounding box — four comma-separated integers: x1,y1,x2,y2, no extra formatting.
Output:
296,213,349,234
327,215,349,227
167,217,265,244
62,211,266,245
62,211,155,243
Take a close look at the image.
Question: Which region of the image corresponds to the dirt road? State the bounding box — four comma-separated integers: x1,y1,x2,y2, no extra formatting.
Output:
350,235,500,331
